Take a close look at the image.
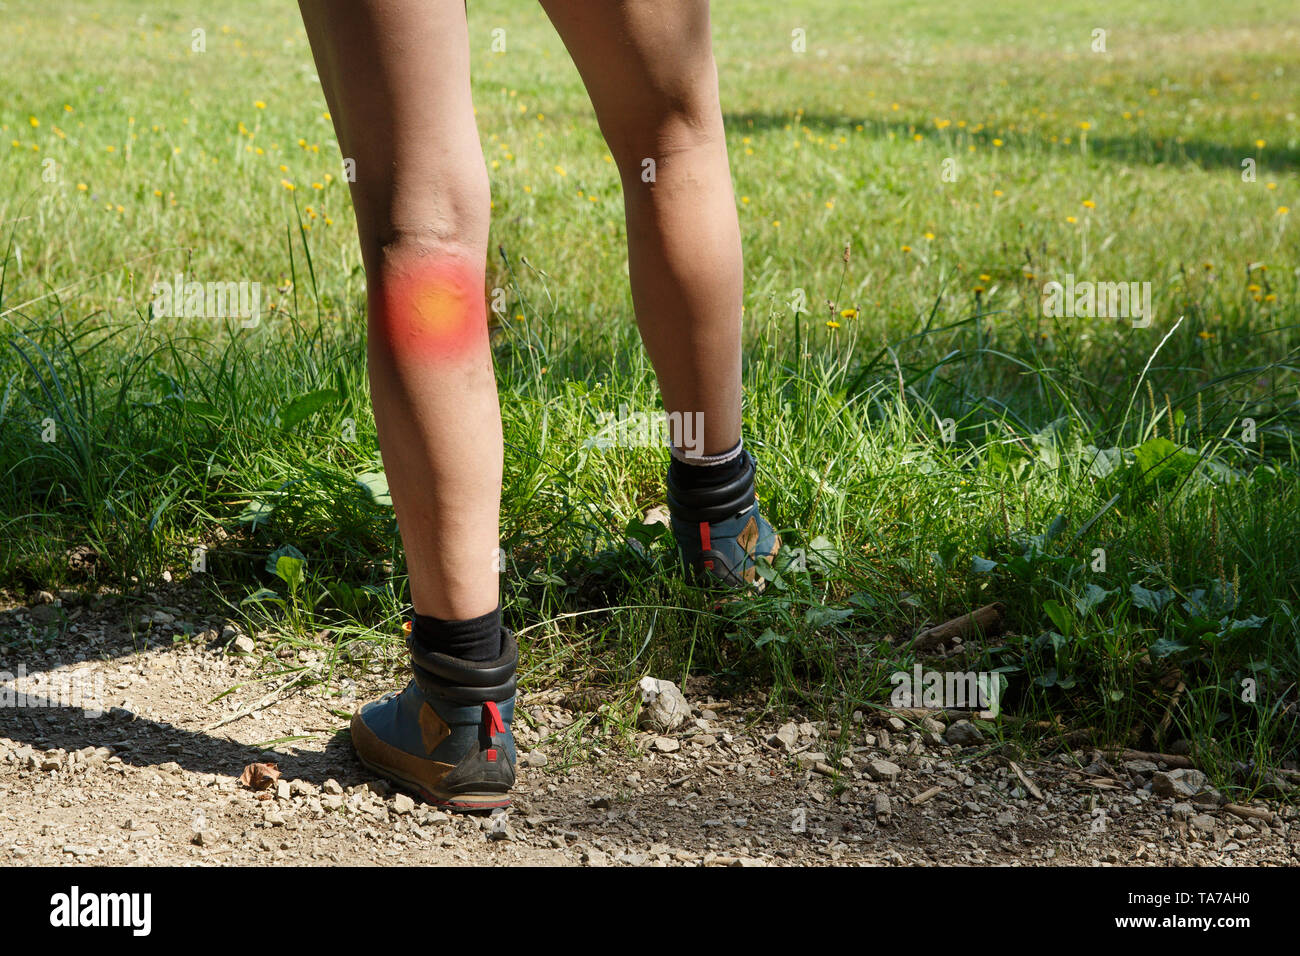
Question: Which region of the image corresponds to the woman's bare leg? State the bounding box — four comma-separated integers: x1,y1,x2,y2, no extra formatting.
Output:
539,0,778,587
299,0,516,811
538,0,744,457
300,0,499,622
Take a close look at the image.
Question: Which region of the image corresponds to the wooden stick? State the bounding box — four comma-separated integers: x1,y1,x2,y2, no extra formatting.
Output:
911,603,1005,652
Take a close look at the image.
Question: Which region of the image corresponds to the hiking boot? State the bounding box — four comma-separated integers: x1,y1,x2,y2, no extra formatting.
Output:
667,449,781,589
350,626,517,810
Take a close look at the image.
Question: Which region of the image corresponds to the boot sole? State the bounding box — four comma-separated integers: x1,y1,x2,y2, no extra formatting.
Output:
354,751,512,812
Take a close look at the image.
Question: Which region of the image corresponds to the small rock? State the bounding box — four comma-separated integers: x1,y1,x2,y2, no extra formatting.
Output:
232,635,256,655
524,750,548,769
322,778,344,795
393,794,416,815
875,794,892,822
486,814,513,841
795,752,828,770
1152,768,1209,799
636,677,690,733
190,828,220,846
652,737,680,754
887,716,906,732
867,759,901,783
944,720,984,747
769,722,799,751
1190,814,1218,834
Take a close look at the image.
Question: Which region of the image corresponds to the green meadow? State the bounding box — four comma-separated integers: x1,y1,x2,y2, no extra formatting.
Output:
2,1,1298,790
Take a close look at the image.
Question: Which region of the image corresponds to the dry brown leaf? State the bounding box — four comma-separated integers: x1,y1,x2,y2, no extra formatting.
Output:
239,761,280,790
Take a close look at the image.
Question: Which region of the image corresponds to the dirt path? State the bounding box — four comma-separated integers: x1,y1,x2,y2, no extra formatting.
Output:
2,589,1296,866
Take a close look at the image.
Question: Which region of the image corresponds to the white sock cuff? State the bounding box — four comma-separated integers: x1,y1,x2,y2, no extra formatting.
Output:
670,438,744,466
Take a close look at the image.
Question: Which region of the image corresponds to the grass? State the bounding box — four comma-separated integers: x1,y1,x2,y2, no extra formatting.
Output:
1,0,1298,797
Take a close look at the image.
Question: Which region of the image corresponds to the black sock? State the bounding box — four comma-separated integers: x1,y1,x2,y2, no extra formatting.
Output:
411,605,502,663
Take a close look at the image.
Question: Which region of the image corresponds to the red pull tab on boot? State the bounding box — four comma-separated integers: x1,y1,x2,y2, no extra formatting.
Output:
483,700,505,761
699,521,714,570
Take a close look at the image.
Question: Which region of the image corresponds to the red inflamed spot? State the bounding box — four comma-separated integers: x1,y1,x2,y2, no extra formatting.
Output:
376,259,486,362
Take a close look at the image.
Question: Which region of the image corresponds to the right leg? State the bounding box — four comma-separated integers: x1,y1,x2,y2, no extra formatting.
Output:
300,0,516,809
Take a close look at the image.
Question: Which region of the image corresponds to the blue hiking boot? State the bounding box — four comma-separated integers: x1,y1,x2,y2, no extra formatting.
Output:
666,449,781,590
350,626,517,811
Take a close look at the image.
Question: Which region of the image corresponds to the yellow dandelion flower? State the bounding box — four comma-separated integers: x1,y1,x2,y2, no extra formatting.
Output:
1066,215,1077,224
28,116,39,127
255,100,266,109
255,147,264,155
826,320,841,330
1264,293,1277,302
741,196,750,205
1278,206,1290,215
1255,139,1265,149
992,138,1003,147
76,182,87,191
1078,121,1091,131
312,182,323,190
840,308,858,319
901,245,912,253
973,286,986,295
281,179,295,190
1248,284,1261,293
523,185,532,193
825,200,834,209
279,164,288,172
153,189,162,197
924,231,935,240
993,189,1003,197
554,165,566,176
1267,182,1277,190
1197,331,1213,340
1082,199,1096,208
979,273,991,282
772,220,780,227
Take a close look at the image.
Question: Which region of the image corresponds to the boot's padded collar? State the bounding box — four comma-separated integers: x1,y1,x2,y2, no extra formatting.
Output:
408,628,517,703
666,449,757,524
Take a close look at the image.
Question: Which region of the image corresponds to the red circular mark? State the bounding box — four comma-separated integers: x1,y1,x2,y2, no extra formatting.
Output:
374,257,486,362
